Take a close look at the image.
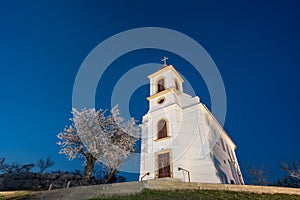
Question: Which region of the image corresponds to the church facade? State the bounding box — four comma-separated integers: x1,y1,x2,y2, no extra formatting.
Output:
139,61,244,184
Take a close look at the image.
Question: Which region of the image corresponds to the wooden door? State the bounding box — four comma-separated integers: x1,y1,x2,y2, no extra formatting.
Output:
158,152,171,178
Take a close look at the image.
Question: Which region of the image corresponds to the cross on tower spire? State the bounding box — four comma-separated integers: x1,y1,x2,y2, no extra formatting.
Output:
161,56,168,66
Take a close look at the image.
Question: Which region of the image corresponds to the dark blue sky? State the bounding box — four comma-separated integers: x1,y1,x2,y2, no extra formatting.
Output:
0,1,299,182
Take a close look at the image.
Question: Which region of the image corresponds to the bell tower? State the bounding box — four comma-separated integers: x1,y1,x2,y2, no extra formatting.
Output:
147,57,184,113
140,57,185,179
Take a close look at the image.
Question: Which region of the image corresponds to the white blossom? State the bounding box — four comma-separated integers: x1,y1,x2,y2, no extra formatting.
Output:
57,106,140,181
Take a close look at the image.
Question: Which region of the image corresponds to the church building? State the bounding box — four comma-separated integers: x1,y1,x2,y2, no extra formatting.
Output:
139,58,244,184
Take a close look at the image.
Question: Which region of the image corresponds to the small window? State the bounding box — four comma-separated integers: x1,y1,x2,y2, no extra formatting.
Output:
175,80,179,91
157,78,165,93
157,97,165,104
157,119,168,139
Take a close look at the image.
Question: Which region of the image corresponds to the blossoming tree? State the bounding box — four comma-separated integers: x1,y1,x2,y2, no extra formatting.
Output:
57,106,140,183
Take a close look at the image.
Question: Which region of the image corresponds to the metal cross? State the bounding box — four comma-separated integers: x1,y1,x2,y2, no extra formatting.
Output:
161,56,168,66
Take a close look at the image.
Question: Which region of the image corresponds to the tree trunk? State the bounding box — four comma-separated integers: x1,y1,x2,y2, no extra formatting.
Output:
105,168,118,184
82,153,97,185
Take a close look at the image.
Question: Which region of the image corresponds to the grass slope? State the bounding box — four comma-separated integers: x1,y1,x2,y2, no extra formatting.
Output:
0,191,33,200
91,189,300,200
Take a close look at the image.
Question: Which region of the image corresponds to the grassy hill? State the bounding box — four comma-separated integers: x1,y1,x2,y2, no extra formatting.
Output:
91,189,300,200
0,188,300,200
0,191,33,200
1,179,300,200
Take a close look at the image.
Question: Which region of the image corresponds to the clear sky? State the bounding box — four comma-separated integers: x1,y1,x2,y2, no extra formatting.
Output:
0,1,299,182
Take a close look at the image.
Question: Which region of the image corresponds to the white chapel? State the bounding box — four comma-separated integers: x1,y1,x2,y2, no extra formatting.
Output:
139,58,244,184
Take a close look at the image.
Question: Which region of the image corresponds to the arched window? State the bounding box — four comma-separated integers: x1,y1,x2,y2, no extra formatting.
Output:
157,119,167,139
175,80,179,91
157,78,165,93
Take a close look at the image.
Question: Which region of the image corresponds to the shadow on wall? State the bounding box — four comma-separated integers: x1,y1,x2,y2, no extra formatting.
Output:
211,153,228,184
